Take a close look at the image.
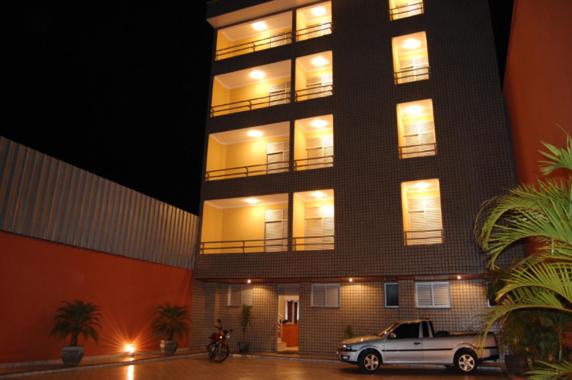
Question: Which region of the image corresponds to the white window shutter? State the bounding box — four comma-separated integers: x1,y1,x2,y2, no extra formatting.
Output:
432,282,451,307
416,283,433,307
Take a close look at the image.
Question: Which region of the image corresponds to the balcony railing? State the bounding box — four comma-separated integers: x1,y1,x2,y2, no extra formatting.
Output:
200,235,335,254
294,155,334,170
394,65,430,84
296,22,332,41
205,161,290,181
295,83,333,102
215,31,293,61
389,1,424,21
210,88,291,117
404,229,443,246
399,143,436,159
200,238,289,254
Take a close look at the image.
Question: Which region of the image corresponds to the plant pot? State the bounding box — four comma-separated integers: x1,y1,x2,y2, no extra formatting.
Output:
237,341,250,354
61,346,84,366
505,354,529,375
160,340,178,356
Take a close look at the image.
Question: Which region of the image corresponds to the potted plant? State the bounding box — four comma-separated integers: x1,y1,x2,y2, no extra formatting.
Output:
344,325,354,339
50,300,101,366
151,303,190,356
237,305,252,354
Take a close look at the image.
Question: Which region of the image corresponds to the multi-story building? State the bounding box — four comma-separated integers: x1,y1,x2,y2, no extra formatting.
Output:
191,0,521,354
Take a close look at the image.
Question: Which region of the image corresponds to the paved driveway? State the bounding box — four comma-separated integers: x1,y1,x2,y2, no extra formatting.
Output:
18,356,507,380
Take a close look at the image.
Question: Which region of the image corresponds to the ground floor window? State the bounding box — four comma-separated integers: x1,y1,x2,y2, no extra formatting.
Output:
384,282,399,308
227,284,253,307
311,284,339,307
415,281,450,308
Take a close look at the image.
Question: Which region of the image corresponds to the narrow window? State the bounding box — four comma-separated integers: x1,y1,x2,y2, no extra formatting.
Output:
392,32,430,84
384,283,399,308
311,284,339,307
396,99,436,158
389,0,424,21
415,282,450,308
401,179,443,245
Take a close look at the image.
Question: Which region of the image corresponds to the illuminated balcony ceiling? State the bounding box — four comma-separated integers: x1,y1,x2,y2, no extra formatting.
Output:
220,12,291,41
205,194,288,208
295,189,334,201
296,114,333,132
211,122,289,144
215,60,290,89
296,51,332,73
208,0,319,29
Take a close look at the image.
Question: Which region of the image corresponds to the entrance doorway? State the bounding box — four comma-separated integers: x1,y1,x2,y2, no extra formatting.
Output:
277,284,299,353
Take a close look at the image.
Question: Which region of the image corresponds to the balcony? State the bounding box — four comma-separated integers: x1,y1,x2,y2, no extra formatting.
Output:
401,179,443,246
295,51,333,102
294,115,334,171
211,60,291,117
296,2,332,42
396,99,436,159
293,189,334,251
215,12,292,61
392,32,430,84
205,122,290,181
389,0,424,21
201,194,289,254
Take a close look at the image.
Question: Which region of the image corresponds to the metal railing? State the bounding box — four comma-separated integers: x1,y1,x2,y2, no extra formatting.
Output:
200,235,335,254
295,83,333,102
210,88,291,117
404,229,443,246
394,65,430,84
294,155,334,171
200,238,289,254
205,161,290,181
296,22,332,41
389,0,424,21
292,235,335,251
399,143,436,159
215,31,293,61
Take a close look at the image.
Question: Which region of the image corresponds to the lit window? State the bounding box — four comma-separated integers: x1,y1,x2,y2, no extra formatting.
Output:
392,32,430,84
401,179,443,245
389,0,424,21
296,1,332,41
293,189,334,251
396,99,436,158
227,285,253,307
294,115,334,170
311,284,339,307
295,51,333,102
415,282,450,308
385,283,399,308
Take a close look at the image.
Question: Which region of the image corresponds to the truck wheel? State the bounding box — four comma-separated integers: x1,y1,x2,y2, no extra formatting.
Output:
454,349,478,374
359,350,381,373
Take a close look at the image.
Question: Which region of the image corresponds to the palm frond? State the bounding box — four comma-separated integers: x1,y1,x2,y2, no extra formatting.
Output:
539,134,572,175
527,360,572,380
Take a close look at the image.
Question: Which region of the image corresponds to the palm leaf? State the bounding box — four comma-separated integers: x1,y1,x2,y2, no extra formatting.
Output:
527,360,572,380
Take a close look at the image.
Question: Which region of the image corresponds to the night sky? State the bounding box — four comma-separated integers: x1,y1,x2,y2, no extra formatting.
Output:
2,2,513,215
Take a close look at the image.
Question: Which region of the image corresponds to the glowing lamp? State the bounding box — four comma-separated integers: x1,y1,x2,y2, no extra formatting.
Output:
310,118,329,129
246,130,264,138
402,38,421,49
310,6,327,17
124,343,136,357
311,191,327,199
310,56,329,67
251,21,268,31
249,70,266,80
243,198,260,204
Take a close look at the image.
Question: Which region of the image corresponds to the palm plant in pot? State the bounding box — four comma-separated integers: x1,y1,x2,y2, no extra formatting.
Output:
151,303,190,356
50,300,101,366
237,305,252,354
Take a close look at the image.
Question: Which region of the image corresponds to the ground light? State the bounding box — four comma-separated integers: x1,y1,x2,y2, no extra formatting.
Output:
124,343,136,358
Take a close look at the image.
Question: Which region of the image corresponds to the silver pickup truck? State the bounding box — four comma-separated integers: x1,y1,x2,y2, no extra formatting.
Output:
337,319,499,374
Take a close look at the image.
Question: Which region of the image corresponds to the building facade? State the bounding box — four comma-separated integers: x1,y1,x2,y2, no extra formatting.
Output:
192,0,521,354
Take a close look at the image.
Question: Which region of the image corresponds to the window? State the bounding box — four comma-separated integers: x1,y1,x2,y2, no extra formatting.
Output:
415,282,450,308
296,1,332,41
295,51,333,102
294,115,334,171
392,323,420,339
311,284,339,307
401,179,443,245
392,32,430,84
389,0,424,21
227,285,253,306
384,283,399,308
293,189,335,251
396,99,436,159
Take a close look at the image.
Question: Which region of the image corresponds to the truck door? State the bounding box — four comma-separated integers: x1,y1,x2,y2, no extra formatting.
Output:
382,322,423,363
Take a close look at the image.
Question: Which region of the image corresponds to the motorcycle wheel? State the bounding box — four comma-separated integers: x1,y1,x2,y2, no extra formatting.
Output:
207,342,216,360
213,342,230,363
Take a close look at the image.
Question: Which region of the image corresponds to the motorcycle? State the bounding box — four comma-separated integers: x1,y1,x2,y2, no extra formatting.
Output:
207,328,232,362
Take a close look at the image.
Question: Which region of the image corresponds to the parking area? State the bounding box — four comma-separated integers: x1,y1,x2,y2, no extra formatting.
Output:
11,356,508,380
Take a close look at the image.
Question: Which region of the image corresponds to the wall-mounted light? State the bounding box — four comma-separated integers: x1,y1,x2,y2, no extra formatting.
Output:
456,275,461,280
349,278,353,283
249,70,266,80
251,21,268,31
124,343,136,358
247,279,252,284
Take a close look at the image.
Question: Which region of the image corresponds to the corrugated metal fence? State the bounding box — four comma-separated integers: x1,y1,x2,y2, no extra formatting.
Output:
0,137,198,269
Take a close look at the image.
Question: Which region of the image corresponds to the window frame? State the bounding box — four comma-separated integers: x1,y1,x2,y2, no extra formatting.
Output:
384,282,400,308
415,281,451,309
311,283,340,308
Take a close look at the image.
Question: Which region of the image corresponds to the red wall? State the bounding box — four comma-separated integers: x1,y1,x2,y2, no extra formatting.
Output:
0,231,193,363
504,0,572,183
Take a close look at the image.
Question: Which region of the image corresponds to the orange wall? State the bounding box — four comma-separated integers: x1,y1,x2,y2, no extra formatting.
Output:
0,231,193,363
504,0,572,183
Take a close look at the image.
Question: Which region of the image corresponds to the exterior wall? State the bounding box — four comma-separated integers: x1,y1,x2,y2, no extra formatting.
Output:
504,0,572,183
0,231,193,363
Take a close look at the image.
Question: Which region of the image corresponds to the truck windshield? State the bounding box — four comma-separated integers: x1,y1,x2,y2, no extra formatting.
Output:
377,323,398,337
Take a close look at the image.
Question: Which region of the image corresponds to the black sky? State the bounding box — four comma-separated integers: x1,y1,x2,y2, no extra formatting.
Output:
2,2,512,215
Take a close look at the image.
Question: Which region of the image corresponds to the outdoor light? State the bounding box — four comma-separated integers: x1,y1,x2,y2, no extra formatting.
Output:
246,130,264,138
243,198,260,204
311,191,327,199
124,343,136,357
349,278,353,283
310,56,329,67
402,38,421,49
310,6,327,17
456,275,462,280
247,279,252,284
310,118,329,129
251,21,268,31
405,104,424,115
249,70,266,80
